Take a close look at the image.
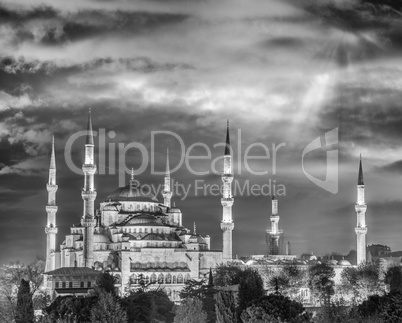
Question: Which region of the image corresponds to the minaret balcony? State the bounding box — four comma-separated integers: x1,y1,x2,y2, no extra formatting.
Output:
82,190,97,200
45,226,58,235
46,205,58,212
355,227,367,235
46,184,58,191
221,198,234,207
220,222,234,231
82,164,97,174
355,204,367,212
81,218,96,227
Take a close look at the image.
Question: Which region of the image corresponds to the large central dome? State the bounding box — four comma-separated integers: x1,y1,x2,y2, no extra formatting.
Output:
105,184,160,203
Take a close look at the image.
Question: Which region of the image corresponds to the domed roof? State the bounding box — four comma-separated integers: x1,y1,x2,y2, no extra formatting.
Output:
338,259,351,266
329,259,338,265
126,214,164,226
93,233,111,243
105,184,159,203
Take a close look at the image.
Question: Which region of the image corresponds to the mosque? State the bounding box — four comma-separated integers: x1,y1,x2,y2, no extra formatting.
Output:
44,111,233,300
44,111,367,302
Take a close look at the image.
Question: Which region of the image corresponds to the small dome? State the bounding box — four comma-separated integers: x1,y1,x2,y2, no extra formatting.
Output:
168,206,181,213
329,260,338,265
338,259,351,266
309,255,317,261
94,233,111,243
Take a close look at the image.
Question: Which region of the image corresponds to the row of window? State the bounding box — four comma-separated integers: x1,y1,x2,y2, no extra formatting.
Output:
122,227,169,234
130,273,190,285
55,281,92,289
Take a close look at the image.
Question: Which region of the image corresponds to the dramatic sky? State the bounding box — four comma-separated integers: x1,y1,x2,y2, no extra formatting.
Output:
1,0,402,265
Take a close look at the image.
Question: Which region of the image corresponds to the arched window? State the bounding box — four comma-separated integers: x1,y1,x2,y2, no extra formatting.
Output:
145,276,149,284
166,274,172,284
131,274,137,284
158,274,164,284
151,274,157,283
184,274,191,283
177,274,183,284
172,275,177,284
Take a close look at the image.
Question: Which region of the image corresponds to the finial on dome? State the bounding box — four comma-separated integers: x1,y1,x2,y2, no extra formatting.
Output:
131,167,135,181
194,221,196,234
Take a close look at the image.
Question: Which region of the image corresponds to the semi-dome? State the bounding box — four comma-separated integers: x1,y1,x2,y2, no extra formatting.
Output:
105,184,159,203
93,233,111,243
103,204,118,211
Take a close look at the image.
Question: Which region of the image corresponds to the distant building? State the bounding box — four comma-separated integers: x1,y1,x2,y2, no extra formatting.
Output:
367,244,391,257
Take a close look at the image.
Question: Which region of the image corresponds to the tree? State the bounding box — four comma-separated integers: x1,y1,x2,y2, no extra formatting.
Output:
308,263,335,306
96,272,116,296
385,265,402,294
215,290,237,323
15,279,34,323
240,294,311,323
237,268,264,320
180,278,216,322
0,257,45,322
121,289,174,323
173,298,207,323
44,295,98,322
90,291,127,323
341,262,384,303
214,263,243,287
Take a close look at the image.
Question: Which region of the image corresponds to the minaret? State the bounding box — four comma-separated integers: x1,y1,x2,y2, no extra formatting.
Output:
45,136,58,272
269,195,281,255
221,120,234,262
162,148,172,207
81,109,97,268
355,155,367,265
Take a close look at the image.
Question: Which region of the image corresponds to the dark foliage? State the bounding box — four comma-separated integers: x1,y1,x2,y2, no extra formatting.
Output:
237,268,264,320
180,279,216,322
96,272,116,296
121,289,174,323
385,266,402,294
241,294,311,323
308,263,335,306
15,279,34,323
44,295,98,322
214,263,244,287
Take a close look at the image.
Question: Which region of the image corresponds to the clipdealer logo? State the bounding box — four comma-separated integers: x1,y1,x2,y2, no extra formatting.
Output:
302,128,338,194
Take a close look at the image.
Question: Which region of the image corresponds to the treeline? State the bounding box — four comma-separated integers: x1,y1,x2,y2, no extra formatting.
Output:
3,259,402,322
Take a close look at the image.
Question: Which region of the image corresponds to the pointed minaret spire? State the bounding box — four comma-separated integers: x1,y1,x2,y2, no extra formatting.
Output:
162,148,173,207
224,120,231,156
86,107,94,145
355,155,367,265
358,154,364,185
45,136,58,272
221,121,234,263
49,135,56,172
